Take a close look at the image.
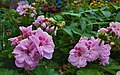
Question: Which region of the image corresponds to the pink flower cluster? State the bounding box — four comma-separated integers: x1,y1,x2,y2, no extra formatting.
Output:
98,22,120,37
33,15,57,32
16,4,37,17
68,37,111,68
9,25,55,70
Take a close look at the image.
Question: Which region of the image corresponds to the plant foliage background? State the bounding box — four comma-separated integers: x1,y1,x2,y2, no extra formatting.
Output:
0,0,120,75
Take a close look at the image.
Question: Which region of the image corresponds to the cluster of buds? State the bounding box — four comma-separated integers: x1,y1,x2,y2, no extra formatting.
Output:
33,15,65,35
90,1,105,7
16,3,37,17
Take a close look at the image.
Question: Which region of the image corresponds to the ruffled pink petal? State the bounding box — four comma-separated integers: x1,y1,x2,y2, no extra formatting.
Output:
68,55,79,63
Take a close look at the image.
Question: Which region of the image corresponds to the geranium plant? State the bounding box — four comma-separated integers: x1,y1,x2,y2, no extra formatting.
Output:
0,0,120,75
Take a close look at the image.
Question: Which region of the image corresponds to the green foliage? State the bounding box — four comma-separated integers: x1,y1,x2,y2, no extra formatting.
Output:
76,69,102,75
0,69,21,75
0,0,120,75
34,66,59,75
61,2,120,39
115,11,120,21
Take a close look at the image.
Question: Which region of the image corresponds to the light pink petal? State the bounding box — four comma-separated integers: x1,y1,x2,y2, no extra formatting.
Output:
116,71,120,75
43,53,52,59
68,55,79,63
29,35,40,46
15,60,24,67
25,58,34,65
15,54,27,63
42,45,54,53
78,57,87,68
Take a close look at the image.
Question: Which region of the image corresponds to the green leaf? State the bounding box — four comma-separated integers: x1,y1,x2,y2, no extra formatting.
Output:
100,5,108,11
0,69,21,75
72,28,82,35
0,50,11,58
63,27,73,38
112,5,120,10
62,12,81,17
82,32,92,38
80,18,86,31
0,62,4,67
101,11,111,18
104,59,120,70
76,69,101,75
84,13,96,19
53,14,64,21
70,22,78,28
34,66,59,75
115,11,120,21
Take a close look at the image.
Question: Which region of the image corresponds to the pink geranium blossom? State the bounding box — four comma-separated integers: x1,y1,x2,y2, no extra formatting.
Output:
108,22,120,37
68,36,111,68
16,4,36,17
98,22,120,37
33,15,56,32
12,38,41,70
9,25,55,70
68,43,88,68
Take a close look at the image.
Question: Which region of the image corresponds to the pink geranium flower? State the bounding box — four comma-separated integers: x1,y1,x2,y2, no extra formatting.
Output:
68,43,88,68
10,25,55,70
16,4,36,17
79,37,100,62
12,38,42,70
33,28,55,59
68,36,111,68
108,22,120,37
33,16,56,32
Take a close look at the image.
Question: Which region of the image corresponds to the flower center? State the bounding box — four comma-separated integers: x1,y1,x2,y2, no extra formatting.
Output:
77,51,81,56
25,50,30,55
